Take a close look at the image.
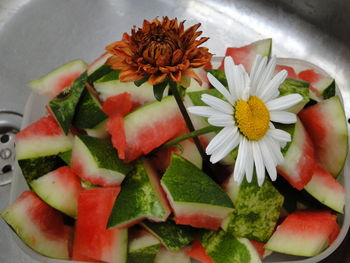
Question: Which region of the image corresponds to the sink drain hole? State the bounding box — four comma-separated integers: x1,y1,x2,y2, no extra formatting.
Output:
2,164,12,174
1,134,10,143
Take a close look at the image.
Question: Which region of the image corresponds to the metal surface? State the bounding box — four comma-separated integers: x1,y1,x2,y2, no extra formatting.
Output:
0,0,349,262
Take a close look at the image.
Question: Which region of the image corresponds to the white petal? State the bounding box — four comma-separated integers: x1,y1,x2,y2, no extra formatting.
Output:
259,138,278,181
256,56,276,96
270,111,297,124
252,141,266,186
251,56,268,94
233,136,247,185
244,141,254,183
240,65,250,101
187,106,223,118
232,64,245,100
210,131,240,163
224,57,239,99
207,72,235,104
268,128,292,143
206,126,237,155
266,94,303,111
208,114,235,127
249,55,262,95
265,135,284,164
201,94,233,115
259,70,287,102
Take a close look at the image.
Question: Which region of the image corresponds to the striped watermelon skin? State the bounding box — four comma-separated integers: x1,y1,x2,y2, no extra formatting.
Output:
1,191,70,259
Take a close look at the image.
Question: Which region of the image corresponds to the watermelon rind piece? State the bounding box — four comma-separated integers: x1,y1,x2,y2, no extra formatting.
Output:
200,230,261,263
265,210,338,257
141,219,193,251
95,70,120,83
278,78,310,113
108,159,170,229
277,118,315,190
122,95,185,162
48,71,88,134
18,155,65,182
73,88,108,129
154,247,191,263
161,153,233,230
30,166,83,218
94,78,156,105
127,229,161,263
299,96,348,177
28,59,87,98
223,176,284,242
219,38,272,73
304,165,345,213
1,191,69,259
71,135,133,186
87,52,112,78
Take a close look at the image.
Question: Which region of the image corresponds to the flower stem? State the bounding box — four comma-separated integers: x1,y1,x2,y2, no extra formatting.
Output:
156,126,219,152
169,81,208,161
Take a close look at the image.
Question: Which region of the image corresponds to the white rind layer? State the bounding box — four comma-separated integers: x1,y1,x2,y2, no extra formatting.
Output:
129,232,160,251
154,247,191,263
16,134,73,160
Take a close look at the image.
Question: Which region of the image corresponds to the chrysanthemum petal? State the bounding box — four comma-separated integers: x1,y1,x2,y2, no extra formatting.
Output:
209,130,240,163
259,70,288,102
208,114,235,127
256,57,276,96
268,128,292,143
201,94,233,115
250,56,268,94
266,94,303,111
187,106,223,118
207,73,235,104
233,136,247,185
252,141,266,186
270,111,297,124
206,126,238,155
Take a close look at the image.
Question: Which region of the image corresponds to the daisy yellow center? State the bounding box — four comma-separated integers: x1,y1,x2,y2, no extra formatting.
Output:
234,96,270,140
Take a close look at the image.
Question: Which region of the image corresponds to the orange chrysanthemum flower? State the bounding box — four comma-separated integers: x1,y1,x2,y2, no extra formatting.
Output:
105,16,212,86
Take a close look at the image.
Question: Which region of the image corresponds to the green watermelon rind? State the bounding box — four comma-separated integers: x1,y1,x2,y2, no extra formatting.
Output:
200,230,261,263
223,177,284,242
18,155,65,182
49,71,88,134
161,153,233,208
141,220,193,251
107,160,170,228
73,88,108,129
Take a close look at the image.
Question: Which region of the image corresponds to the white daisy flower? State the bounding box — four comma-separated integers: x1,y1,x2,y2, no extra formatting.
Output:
187,55,303,186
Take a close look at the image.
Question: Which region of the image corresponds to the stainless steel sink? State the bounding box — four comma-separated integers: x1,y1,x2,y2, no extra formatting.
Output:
0,0,349,262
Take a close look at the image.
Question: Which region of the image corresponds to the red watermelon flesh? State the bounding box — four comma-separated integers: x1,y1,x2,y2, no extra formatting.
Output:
187,240,214,263
175,214,223,231
328,223,340,245
298,69,322,97
277,119,316,190
72,187,127,263
1,191,70,259
250,240,266,260
102,92,133,117
116,96,186,162
298,96,348,177
16,115,73,160
275,65,298,79
107,114,126,160
265,210,338,257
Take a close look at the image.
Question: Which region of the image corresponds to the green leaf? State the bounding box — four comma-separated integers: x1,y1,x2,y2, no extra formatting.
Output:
153,80,169,101
94,70,120,83
134,77,149,87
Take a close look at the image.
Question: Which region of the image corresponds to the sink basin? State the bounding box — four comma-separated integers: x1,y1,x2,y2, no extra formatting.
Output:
0,0,349,262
